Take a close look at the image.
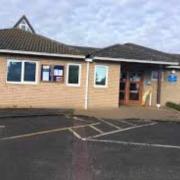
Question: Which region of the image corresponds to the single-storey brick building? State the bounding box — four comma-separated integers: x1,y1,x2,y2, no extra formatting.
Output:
0,16,179,109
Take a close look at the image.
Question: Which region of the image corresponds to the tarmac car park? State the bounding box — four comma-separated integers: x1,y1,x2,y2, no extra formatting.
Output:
0,113,180,180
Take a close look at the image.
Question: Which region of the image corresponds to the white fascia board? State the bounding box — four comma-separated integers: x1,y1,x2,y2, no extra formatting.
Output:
94,56,179,66
0,49,179,66
166,65,180,69
0,49,85,59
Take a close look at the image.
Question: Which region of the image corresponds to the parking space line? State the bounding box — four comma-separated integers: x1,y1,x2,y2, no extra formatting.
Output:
0,122,100,141
89,125,104,134
86,122,157,139
118,120,136,126
73,116,87,122
86,138,180,150
73,122,100,129
68,128,84,140
97,118,122,130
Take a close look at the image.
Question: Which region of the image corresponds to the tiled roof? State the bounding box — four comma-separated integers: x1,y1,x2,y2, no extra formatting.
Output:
94,43,180,63
0,28,179,64
69,45,101,55
0,28,83,55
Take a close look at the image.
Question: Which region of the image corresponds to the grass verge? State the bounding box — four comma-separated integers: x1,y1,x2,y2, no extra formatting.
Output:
166,102,180,111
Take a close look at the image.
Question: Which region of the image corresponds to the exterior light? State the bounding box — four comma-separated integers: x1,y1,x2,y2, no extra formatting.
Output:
171,70,176,74
85,54,94,62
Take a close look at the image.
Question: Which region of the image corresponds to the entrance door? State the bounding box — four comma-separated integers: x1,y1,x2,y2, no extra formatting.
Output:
119,71,143,105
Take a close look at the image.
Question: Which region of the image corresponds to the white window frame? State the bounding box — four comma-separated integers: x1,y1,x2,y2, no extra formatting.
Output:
66,63,81,87
151,71,164,81
6,59,39,85
18,20,32,32
94,65,109,88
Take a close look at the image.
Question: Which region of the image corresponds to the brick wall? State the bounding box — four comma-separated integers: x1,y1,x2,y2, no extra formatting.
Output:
144,70,180,106
88,62,120,108
161,70,180,105
0,56,120,109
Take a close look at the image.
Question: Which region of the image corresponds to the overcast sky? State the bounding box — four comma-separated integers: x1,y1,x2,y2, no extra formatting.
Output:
0,0,180,53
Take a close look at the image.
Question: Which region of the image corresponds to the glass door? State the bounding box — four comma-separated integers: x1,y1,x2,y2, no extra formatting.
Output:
119,72,127,103
128,72,143,104
119,71,143,105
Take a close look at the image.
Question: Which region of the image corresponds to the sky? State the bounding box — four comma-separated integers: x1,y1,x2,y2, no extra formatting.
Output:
0,0,180,53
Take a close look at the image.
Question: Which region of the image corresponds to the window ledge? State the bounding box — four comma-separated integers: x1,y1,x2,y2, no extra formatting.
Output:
94,85,108,88
66,83,81,87
6,81,38,85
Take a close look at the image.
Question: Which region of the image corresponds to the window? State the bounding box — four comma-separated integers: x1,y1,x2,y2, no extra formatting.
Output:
18,20,32,32
67,64,81,86
7,61,22,82
7,60,38,84
24,62,36,82
94,65,108,87
151,71,163,81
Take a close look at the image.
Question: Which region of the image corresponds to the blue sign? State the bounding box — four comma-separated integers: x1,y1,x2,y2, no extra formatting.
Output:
168,73,177,82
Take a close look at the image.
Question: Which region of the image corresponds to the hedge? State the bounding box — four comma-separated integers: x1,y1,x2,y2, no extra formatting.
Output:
166,102,180,111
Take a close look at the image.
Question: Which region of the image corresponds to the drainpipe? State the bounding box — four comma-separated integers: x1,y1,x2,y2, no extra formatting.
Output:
84,55,93,110
156,66,162,109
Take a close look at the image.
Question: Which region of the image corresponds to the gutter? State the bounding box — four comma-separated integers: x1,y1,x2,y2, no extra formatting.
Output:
95,56,179,66
166,65,180,69
0,49,85,59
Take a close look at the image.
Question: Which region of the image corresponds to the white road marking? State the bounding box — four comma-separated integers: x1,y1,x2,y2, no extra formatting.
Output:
0,122,100,141
85,138,180,150
65,114,71,119
97,118,121,130
73,116,88,122
0,125,5,128
68,128,84,140
89,125,104,134
86,122,157,139
73,122,100,128
118,120,136,126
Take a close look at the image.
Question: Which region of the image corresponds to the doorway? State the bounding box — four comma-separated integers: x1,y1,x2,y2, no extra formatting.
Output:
119,71,144,105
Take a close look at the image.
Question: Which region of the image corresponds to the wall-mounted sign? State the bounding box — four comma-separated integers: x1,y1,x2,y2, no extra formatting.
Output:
53,65,64,82
168,73,177,83
41,65,64,82
41,65,51,81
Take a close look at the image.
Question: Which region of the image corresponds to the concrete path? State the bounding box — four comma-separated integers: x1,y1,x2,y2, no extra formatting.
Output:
75,106,180,121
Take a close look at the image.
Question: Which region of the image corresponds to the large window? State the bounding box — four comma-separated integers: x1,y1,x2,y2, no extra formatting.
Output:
7,61,22,82
7,60,38,84
67,64,81,86
94,65,108,87
24,62,36,82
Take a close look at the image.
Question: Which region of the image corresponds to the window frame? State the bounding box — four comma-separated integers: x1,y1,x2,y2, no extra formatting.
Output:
94,65,109,88
19,21,32,32
151,70,164,81
6,59,38,85
66,63,81,87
